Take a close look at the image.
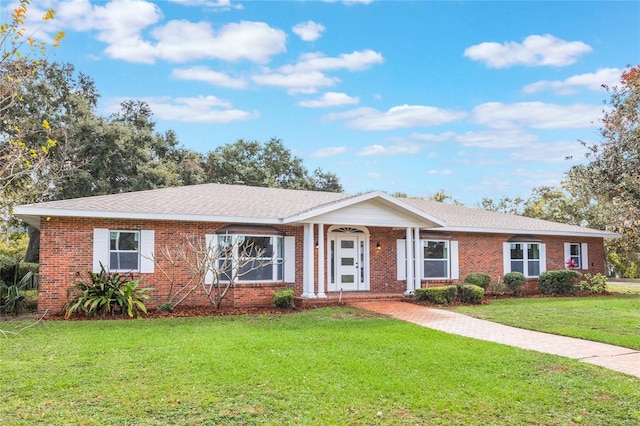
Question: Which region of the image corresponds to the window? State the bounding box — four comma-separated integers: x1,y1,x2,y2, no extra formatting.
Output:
508,242,541,277
568,243,581,269
423,240,449,279
214,234,284,283
93,228,153,274
109,231,139,271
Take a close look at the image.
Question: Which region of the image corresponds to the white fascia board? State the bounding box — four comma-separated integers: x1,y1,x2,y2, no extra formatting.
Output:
439,226,620,239
13,207,282,226
283,191,447,226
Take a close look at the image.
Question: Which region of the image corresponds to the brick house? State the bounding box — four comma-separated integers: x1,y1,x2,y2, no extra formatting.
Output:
14,183,618,312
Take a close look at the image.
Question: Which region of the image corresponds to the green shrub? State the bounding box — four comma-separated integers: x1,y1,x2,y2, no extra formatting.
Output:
487,281,507,296
458,284,484,304
65,264,153,318
464,272,491,289
273,288,295,309
157,302,175,312
415,286,457,304
0,272,33,314
579,273,607,294
503,272,526,296
538,270,581,295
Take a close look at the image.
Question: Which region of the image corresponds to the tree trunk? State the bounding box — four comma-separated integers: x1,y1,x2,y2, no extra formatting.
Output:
24,225,40,263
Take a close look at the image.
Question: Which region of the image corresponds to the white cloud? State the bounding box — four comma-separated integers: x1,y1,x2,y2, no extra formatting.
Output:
409,132,456,142
356,141,425,156
281,49,384,73
124,96,259,123
523,68,622,94
152,20,286,63
326,105,467,131
172,66,247,89
510,141,589,163
252,71,339,94
426,169,453,175
167,0,243,9
311,146,347,157
293,21,325,41
471,102,602,129
42,2,285,64
298,92,360,108
456,129,539,149
464,34,592,68
367,172,381,178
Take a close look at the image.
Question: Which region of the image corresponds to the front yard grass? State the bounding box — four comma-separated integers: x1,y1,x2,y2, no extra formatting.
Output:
452,294,640,350
1,307,639,425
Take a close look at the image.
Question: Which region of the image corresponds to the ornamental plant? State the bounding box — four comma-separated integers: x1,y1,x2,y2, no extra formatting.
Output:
65,264,153,318
503,272,526,296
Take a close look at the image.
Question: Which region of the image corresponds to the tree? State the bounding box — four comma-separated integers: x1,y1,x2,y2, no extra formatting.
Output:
153,236,279,309
427,189,462,205
564,65,640,274
203,138,343,192
477,196,525,215
1,2,64,220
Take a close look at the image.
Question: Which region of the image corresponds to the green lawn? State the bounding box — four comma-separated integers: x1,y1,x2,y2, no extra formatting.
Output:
1,307,639,425
452,294,640,350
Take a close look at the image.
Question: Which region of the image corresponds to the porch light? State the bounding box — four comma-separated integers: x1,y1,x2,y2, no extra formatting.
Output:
376,242,381,250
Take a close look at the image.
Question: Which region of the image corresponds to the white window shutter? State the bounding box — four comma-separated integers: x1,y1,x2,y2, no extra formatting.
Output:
205,234,215,284
450,240,459,280
396,239,406,280
93,228,109,273
581,243,589,270
284,236,296,282
502,242,511,275
540,243,547,273
139,230,155,273
564,243,571,269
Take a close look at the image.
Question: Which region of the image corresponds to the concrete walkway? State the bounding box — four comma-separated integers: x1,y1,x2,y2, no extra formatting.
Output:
350,301,640,379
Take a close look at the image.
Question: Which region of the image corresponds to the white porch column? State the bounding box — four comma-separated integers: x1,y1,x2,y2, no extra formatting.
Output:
317,224,326,298
404,227,414,295
413,227,421,291
302,223,316,298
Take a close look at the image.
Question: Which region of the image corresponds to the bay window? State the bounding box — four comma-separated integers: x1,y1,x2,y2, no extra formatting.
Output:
210,234,284,283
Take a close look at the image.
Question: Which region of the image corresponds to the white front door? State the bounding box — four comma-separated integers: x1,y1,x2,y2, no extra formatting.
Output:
336,236,367,291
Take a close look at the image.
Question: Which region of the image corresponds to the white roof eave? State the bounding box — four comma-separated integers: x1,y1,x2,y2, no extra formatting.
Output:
438,226,620,239
13,206,284,227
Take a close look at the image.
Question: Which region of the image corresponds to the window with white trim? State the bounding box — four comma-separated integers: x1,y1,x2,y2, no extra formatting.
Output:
567,243,581,269
509,242,541,277
422,240,449,279
215,234,284,282
109,231,140,271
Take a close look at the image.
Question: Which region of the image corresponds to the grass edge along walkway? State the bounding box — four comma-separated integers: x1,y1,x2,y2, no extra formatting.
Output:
351,300,640,379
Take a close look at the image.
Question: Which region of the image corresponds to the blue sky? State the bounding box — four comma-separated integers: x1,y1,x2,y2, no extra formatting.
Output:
21,0,640,205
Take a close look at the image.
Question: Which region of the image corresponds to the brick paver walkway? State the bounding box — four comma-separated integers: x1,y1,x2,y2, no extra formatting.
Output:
350,301,640,378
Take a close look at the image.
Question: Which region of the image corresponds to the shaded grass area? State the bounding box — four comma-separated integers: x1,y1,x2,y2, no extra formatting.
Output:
1,307,639,425
453,294,640,350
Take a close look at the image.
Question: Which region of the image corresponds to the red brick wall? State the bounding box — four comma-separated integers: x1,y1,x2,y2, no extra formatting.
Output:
38,217,608,313
38,217,303,313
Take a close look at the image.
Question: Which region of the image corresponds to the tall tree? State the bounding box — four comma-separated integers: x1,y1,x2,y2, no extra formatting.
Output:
565,65,640,271
0,2,64,219
203,138,343,192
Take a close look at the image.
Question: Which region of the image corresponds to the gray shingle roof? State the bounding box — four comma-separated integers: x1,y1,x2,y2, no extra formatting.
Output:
14,183,617,238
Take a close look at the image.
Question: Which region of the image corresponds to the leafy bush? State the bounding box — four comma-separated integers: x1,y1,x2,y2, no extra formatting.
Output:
458,284,484,304
273,288,295,309
0,280,28,314
415,286,457,304
464,272,491,289
487,281,507,296
65,264,153,318
579,273,607,294
503,272,526,296
538,270,581,295
157,302,175,312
